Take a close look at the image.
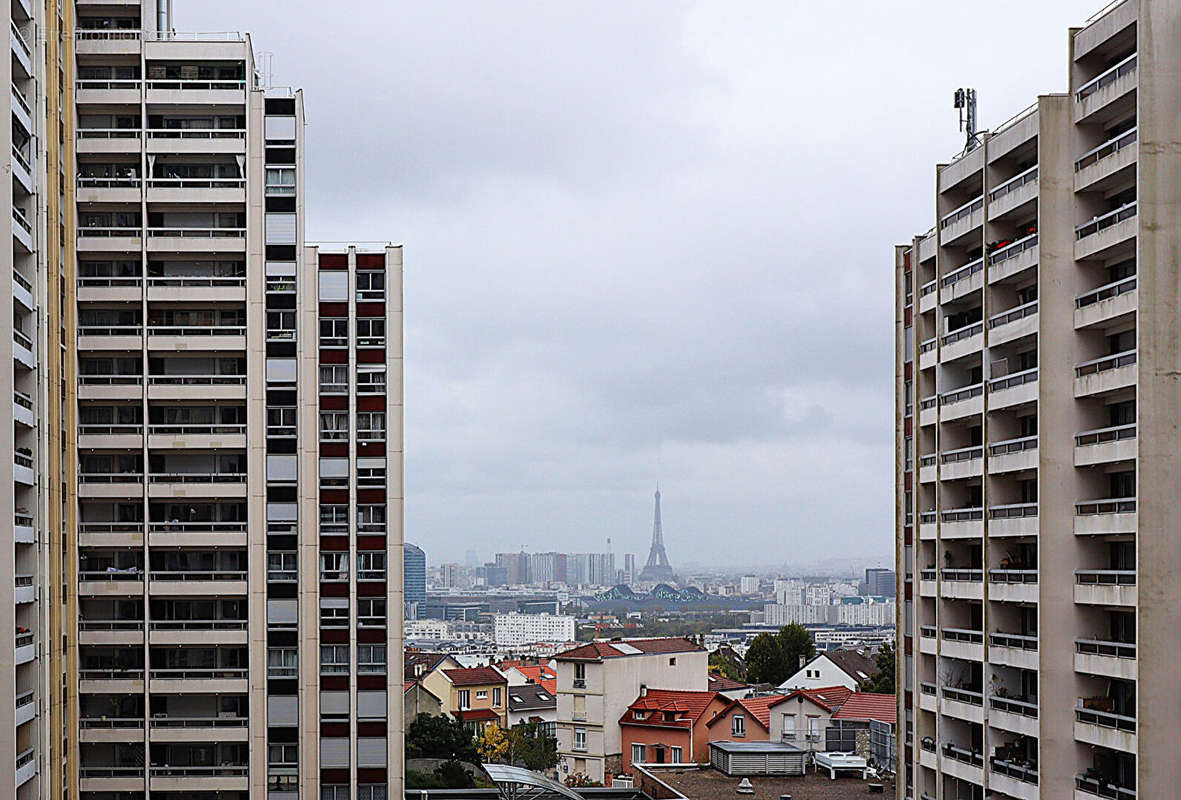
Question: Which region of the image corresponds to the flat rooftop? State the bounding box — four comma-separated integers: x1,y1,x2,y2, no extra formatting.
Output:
644,766,894,800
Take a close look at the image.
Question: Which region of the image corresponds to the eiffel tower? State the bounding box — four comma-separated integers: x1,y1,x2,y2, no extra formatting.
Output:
640,487,677,583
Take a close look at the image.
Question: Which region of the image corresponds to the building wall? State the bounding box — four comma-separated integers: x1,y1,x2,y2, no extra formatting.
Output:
779,656,859,691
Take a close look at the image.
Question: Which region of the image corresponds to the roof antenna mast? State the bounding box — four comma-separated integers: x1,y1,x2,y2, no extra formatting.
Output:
954,88,981,154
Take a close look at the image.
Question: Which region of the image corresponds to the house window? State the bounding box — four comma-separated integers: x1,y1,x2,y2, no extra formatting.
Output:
632,744,646,765
671,746,682,764
732,714,746,737
573,728,587,752
476,691,488,700
458,690,471,709
669,657,676,666
493,687,503,707
573,663,587,688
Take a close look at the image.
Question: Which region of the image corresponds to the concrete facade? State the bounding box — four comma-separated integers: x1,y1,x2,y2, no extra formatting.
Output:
895,2,1177,799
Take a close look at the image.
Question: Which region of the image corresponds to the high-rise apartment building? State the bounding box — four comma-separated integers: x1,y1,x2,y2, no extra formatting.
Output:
0,1,409,798
404,543,427,610
895,2,1179,798
865,568,897,598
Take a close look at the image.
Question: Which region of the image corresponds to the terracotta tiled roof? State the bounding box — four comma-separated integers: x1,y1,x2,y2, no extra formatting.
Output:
554,637,703,661
719,695,790,730
513,665,557,685
456,708,501,721
444,666,506,687
799,685,854,711
708,673,750,692
832,692,897,725
620,689,723,729
706,686,853,730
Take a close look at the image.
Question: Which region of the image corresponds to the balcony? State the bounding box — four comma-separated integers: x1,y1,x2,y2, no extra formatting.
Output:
11,207,33,252
12,269,34,311
941,323,984,363
940,445,982,481
148,620,246,648
15,574,35,604
987,234,1038,285
1075,351,1136,397
147,667,248,694
989,367,1037,410
989,503,1038,537
77,174,142,203
79,717,144,744
989,695,1039,737
1076,275,1136,331
148,715,249,743
1075,570,1136,606
918,454,936,484
75,78,143,107
988,435,1038,474
990,632,1039,670
77,127,143,156
988,300,1038,347
940,507,983,539
940,742,984,784
990,758,1039,800
149,521,247,547
939,257,984,304
15,631,35,664
145,78,248,107
941,627,984,661
1075,639,1136,681
987,166,1038,221
939,383,983,421
12,82,33,134
11,22,33,78
939,196,984,247
78,619,144,646
940,568,983,600
989,569,1038,603
146,128,247,156
78,668,146,694
918,625,936,655
1075,705,1136,753
15,689,36,727
1075,498,1136,536
940,685,984,723
1076,774,1136,800
1076,203,1137,261
14,512,34,543
78,472,145,500
79,521,144,547
147,325,246,351
918,395,937,427
146,227,246,253
12,145,34,194
1076,128,1137,192
1075,53,1137,123
1075,424,1136,467
15,746,35,787
918,278,937,312
918,681,937,711
147,275,246,302
78,424,144,450
146,177,247,204
918,510,937,540
78,568,143,595
13,450,34,485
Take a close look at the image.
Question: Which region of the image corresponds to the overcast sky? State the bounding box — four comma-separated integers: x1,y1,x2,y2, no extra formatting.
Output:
187,0,1087,567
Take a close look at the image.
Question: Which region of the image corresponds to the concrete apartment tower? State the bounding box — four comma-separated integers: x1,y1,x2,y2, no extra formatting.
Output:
895,2,1180,799
0,1,414,799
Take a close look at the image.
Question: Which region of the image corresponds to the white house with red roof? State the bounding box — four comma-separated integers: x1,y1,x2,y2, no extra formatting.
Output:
619,688,729,774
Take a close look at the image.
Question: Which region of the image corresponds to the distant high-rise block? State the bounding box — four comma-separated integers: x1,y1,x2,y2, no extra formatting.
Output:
405,543,427,607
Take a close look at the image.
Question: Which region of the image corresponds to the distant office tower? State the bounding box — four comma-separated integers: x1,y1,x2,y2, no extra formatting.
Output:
530,551,568,584
624,553,636,583
864,568,896,598
67,3,405,797
439,563,463,588
405,542,427,608
496,551,530,585
493,613,577,646
740,575,759,594
639,487,677,582
896,3,1178,798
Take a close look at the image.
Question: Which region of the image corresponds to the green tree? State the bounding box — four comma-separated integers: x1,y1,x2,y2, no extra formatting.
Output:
506,723,560,772
433,760,476,788
709,647,747,681
862,642,896,694
405,712,478,762
745,624,816,686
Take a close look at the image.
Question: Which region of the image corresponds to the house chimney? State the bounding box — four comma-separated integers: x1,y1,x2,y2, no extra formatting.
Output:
640,684,647,698
799,654,807,669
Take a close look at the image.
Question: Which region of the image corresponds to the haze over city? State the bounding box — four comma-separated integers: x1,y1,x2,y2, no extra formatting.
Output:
183,0,1083,564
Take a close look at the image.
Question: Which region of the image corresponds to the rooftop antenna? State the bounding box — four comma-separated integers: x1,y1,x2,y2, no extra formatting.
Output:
954,88,982,154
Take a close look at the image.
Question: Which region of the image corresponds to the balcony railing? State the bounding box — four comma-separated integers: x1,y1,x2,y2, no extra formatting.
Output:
1076,570,1136,586
989,435,1037,456
1076,53,1137,102
940,445,982,464
989,300,1037,329
150,570,247,582
149,668,248,680
78,176,141,189
149,765,249,777
940,384,983,406
988,165,1038,203
148,424,246,436
990,569,1037,584
1075,498,1136,516
149,374,246,386
149,325,246,338
79,668,145,680
942,743,983,767
942,686,983,705
145,79,248,91
1076,706,1136,732
15,632,33,647
79,522,144,533
147,275,246,288
146,177,246,190
940,257,984,288
991,632,1038,650
918,626,936,639
1076,350,1137,379
77,128,142,139
940,507,982,523
940,196,984,229
79,717,143,729
78,620,144,631
991,757,1039,785
989,502,1038,520
1076,774,1136,799
149,716,248,728
941,627,983,644
1077,127,1137,171
77,225,140,237
11,22,32,60
1076,203,1136,240
919,681,937,696
918,454,936,468
990,695,1038,717
78,569,141,580
988,233,1038,266
919,279,937,297
989,367,1037,393
919,395,937,411
942,322,983,347
11,207,32,235
76,29,142,40
79,374,143,385
940,568,982,582
919,337,936,354
15,747,34,771
147,128,247,140
149,619,246,631
1076,638,1136,659
79,472,144,484
146,227,246,238
78,766,144,778
11,82,30,116
1077,275,1136,310
918,511,936,524
1076,423,1136,446
78,424,143,436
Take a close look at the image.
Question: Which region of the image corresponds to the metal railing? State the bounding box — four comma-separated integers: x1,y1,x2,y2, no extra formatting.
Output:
988,233,1038,266
77,225,140,237
79,718,143,729
941,568,982,582
147,177,246,189
1077,274,1136,308
1076,498,1136,516
940,196,984,229
919,569,936,581
919,337,936,354
1075,706,1136,732
940,445,982,464
148,275,245,288
13,452,32,469
78,766,144,777
77,128,142,139
78,175,141,188
146,79,247,91
990,569,1037,583
941,627,984,644
989,300,1038,329
991,632,1038,650
1076,638,1135,659
78,325,141,337
941,507,983,523
918,625,936,639
919,395,937,411
940,383,983,405
989,435,1037,456
942,686,983,705
78,472,143,484
146,227,246,238
1076,424,1136,447
79,668,145,680
918,454,936,468
79,424,143,436
991,758,1039,784
12,145,31,174
12,208,33,235
989,367,1038,392
146,30,247,41
1076,570,1136,586
919,279,937,297
942,322,983,346
14,512,33,528
79,522,143,533
918,511,936,524
12,270,33,294
77,276,142,287
75,79,141,91
1077,775,1136,799
147,128,246,140
76,29,142,40
149,668,248,680
1076,53,1137,102
148,374,246,385
15,748,34,771
148,325,246,337
990,695,1038,717
1077,127,1137,171
150,716,248,728
150,765,249,777
942,743,983,767
149,619,246,630
15,632,33,647
149,424,246,436
919,681,937,696
78,620,143,630
149,570,247,581
988,165,1038,203
941,257,984,288
78,569,142,580
1076,202,1136,240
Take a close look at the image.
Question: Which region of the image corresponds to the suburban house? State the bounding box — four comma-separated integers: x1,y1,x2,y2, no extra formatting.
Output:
554,637,708,784
777,648,878,691
508,682,558,736
706,686,853,745
829,692,897,769
428,666,509,733
404,681,445,727
502,662,558,694
707,673,750,700
405,650,462,684
619,689,729,774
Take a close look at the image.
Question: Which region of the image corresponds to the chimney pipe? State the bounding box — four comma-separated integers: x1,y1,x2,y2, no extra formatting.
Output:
157,0,170,34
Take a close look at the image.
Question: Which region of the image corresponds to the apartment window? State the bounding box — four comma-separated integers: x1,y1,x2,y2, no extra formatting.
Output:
457,690,472,709
493,687,502,707
268,743,298,768
671,746,682,764
356,366,386,395
358,597,387,627
320,645,349,674
358,690,387,721
320,552,349,582
266,454,297,483
356,270,385,300
358,644,387,673
732,714,746,737
357,504,387,533
266,552,296,582
573,662,587,689
632,744,646,765
319,411,349,441
265,167,296,195
358,784,388,800
322,786,349,800
268,599,297,628
267,647,297,678
320,318,347,347
318,271,347,301
357,411,386,441
321,690,350,719
357,317,385,347
319,364,348,394
267,406,296,437
320,457,349,488
357,551,386,581
266,310,295,340
357,458,386,488
573,728,587,752
320,504,348,534
320,598,349,627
